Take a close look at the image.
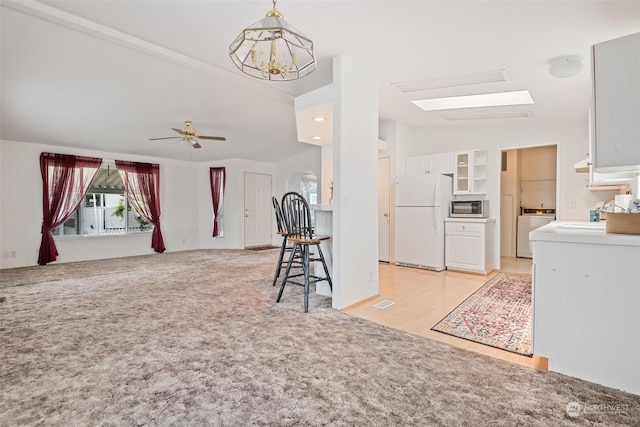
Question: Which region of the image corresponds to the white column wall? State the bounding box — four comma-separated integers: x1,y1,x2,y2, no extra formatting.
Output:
331,56,379,309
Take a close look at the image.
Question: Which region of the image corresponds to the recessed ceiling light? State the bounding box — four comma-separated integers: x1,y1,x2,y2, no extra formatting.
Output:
311,136,322,140
312,116,325,122
412,90,534,112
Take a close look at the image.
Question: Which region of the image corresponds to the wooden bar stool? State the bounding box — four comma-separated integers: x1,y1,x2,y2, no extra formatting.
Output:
277,192,332,312
272,196,295,286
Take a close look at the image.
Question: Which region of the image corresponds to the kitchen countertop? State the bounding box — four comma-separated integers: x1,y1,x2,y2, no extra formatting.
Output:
309,204,333,211
530,220,640,246
445,217,495,223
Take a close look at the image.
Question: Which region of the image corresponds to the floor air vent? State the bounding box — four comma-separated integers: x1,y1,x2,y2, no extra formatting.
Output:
396,261,439,271
373,300,395,309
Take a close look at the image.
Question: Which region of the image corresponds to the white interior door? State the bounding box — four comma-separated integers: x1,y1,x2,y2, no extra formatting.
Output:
378,157,390,262
244,172,272,248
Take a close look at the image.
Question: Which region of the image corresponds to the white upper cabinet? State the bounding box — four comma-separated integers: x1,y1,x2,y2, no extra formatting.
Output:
406,153,454,175
453,150,487,195
592,32,640,172
428,153,454,175
406,155,428,175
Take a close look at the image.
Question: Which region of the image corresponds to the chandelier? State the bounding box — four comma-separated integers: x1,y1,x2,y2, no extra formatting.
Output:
229,0,316,81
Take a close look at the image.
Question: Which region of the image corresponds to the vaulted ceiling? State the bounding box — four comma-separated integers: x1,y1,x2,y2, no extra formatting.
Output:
2,1,639,162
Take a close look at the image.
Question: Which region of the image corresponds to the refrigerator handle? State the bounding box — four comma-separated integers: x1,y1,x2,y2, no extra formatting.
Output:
433,178,440,235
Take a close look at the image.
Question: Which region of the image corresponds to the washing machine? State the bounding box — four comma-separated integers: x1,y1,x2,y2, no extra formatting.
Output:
516,208,556,258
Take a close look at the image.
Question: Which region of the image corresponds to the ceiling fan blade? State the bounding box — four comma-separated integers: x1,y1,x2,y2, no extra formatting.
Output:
149,137,179,140
198,136,226,141
192,142,202,149
171,128,185,135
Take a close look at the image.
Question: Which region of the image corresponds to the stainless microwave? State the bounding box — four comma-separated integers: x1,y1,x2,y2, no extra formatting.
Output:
450,200,489,218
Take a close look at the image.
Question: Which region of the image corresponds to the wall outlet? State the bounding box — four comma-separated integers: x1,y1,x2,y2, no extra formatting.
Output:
565,200,576,209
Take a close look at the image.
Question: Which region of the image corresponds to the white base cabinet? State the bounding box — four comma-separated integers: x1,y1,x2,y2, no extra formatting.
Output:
445,218,495,274
530,222,640,395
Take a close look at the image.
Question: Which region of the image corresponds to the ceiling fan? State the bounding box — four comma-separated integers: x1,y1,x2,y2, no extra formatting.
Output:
149,120,226,149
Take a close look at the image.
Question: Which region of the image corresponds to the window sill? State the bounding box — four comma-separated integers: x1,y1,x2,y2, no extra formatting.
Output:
54,231,152,241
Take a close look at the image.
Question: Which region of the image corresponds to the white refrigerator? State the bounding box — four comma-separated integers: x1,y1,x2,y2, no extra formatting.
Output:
394,174,453,271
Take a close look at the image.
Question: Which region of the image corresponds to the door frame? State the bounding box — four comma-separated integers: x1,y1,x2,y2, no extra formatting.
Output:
244,172,273,248
378,157,391,262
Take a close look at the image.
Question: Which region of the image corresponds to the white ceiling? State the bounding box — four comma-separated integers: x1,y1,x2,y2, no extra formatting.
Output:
2,1,639,163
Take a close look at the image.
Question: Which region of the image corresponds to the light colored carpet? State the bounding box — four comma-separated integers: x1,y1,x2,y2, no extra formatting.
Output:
432,272,532,356
1,249,639,426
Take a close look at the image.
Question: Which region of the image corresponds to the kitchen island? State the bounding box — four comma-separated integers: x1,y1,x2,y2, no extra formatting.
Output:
530,221,640,395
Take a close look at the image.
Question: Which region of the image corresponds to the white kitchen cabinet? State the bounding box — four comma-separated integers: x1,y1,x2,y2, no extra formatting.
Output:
406,155,428,175
445,218,495,274
428,153,454,175
591,32,640,171
406,153,454,175
530,221,640,395
453,150,487,194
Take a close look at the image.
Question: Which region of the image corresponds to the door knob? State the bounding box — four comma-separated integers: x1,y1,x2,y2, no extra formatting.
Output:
383,212,389,217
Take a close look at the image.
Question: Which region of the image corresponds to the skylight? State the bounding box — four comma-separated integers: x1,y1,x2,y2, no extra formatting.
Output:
412,90,534,111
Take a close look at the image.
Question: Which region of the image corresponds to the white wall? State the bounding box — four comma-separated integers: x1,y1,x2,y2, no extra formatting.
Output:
1,139,322,268
197,158,274,250
0,139,199,268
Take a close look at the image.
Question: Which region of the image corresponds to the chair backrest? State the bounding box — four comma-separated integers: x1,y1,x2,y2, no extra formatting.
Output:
281,192,314,240
272,196,286,234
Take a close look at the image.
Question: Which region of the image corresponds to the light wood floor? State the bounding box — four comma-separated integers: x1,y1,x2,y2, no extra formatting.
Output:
343,257,548,371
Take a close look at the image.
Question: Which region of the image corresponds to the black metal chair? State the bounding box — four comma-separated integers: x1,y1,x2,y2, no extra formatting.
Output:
277,192,332,312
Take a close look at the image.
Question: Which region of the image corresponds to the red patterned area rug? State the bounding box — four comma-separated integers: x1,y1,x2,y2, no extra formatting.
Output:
431,272,533,357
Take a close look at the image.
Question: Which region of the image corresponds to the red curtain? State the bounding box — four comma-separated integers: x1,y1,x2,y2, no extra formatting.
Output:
209,167,226,237
115,160,166,253
38,153,102,265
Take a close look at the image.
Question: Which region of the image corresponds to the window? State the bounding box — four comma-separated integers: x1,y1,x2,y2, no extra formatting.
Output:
52,163,151,237
300,173,318,204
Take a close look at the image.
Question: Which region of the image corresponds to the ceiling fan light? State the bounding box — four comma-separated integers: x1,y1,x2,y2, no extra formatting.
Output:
549,55,583,78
